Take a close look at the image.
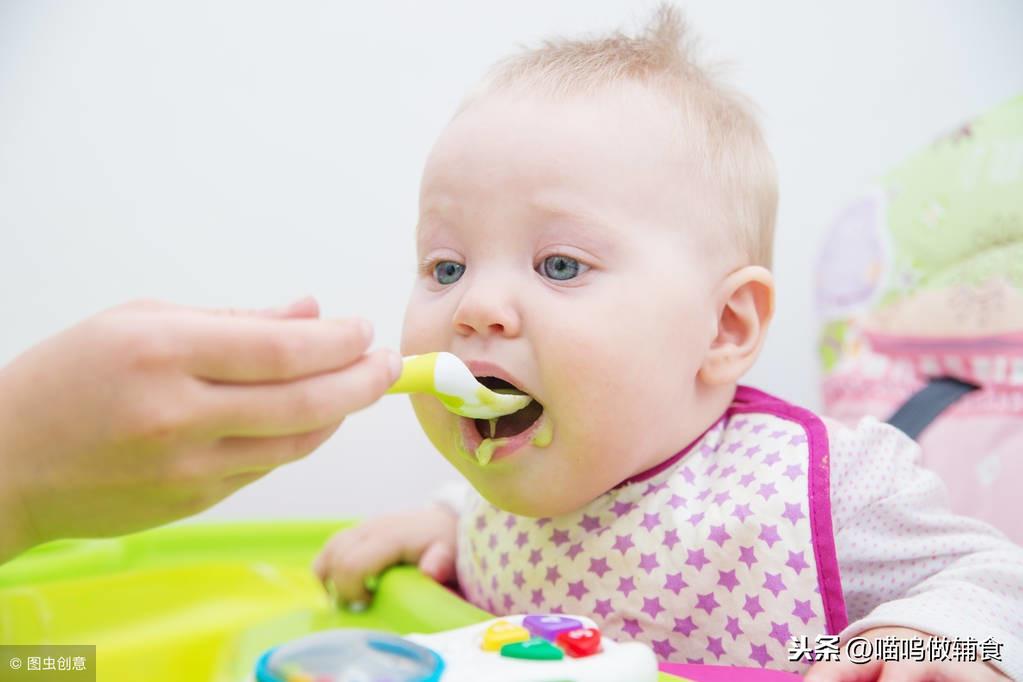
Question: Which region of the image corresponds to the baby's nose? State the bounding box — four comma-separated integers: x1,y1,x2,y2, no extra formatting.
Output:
451,279,521,338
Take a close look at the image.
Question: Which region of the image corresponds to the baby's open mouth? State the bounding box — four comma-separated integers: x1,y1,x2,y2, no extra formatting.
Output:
473,376,544,438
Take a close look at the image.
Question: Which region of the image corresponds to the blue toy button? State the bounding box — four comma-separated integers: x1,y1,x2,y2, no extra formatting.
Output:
254,629,444,682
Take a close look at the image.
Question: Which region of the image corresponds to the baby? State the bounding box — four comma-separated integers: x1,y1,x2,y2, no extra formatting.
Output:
314,7,1023,679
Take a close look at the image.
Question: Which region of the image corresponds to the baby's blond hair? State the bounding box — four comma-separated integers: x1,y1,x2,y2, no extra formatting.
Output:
460,4,777,268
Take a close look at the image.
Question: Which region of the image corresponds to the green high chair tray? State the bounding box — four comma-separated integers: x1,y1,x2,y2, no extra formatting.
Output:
0,521,691,681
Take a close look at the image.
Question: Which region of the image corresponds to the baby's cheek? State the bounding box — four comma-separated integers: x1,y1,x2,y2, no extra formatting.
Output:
410,396,455,457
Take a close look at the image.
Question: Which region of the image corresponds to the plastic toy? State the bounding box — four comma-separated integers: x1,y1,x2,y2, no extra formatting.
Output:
252,614,659,682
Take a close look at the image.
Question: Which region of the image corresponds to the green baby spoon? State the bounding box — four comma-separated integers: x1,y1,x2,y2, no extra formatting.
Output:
386,352,531,419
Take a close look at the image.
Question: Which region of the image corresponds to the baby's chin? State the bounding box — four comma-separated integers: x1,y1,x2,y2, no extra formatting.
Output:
448,445,619,518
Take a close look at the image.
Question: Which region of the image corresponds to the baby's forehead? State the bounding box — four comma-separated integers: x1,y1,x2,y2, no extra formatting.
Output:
423,85,699,193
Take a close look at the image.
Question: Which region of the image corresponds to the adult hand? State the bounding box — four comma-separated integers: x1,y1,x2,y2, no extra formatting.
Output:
0,298,401,563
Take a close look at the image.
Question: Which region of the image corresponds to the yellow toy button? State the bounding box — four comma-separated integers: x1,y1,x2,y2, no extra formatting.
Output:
481,620,530,651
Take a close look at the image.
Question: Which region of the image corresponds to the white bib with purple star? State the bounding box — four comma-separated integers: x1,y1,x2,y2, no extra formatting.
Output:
455,386,848,672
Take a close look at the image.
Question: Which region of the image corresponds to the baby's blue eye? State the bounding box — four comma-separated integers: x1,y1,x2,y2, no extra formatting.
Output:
541,255,582,281
433,261,465,285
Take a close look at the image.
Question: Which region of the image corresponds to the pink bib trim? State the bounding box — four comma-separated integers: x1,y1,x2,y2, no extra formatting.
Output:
730,385,848,635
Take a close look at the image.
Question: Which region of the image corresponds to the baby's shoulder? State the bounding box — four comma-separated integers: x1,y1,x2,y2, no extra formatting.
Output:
820,414,927,525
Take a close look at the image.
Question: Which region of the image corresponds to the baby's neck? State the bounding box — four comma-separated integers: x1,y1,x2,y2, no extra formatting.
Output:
614,381,737,489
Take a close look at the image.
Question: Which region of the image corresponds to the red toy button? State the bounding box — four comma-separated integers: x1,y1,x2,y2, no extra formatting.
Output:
555,627,601,658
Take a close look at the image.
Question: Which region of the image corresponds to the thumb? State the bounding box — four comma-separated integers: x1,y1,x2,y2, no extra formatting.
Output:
418,540,457,584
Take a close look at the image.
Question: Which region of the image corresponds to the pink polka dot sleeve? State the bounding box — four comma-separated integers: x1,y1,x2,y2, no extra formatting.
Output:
827,416,1023,680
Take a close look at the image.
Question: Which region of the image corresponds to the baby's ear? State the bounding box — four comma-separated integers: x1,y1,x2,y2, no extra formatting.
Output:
698,266,774,386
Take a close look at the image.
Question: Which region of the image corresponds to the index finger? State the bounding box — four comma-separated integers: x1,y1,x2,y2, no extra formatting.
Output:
180,315,374,382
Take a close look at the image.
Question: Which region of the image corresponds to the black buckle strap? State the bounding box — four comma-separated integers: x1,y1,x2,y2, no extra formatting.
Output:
885,377,980,439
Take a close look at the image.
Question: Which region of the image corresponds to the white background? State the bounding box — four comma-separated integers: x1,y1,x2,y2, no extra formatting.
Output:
1,1,1021,522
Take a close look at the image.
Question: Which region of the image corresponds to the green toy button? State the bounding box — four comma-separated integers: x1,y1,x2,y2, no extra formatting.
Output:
500,637,565,661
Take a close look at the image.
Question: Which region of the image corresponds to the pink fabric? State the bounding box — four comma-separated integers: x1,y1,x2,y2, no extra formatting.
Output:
823,332,1023,544
659,661,801,681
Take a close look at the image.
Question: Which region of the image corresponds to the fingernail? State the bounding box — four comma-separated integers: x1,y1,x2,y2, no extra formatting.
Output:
386,350,402,382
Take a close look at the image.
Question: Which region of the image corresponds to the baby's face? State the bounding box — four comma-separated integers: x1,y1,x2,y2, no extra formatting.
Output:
402,84,730,516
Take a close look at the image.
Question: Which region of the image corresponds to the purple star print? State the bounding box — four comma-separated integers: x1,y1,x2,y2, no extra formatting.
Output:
652,638,677,659
664,572,687,595
707,636,726,660
708,523,731,547
545,565,561,584
786,550,810,575
593,598,613,619
717,568,739,592
641,512,661,531
782,502,805,525
567,580,588,600
579,514,602,533
763,572,786,597
725,615,742,640
673,615,697,636
738,545,757,569
641,596,664,619
565,542,583,560
610,501,636,517
589,556,611,578
759,523,781,547
621,618,643,638
663,528,680,549
550,529,570,546
638,553,660,574
750,642,771,668
792,599,815,624
695,592,719,614
686,548,711,571
618,576,636,597
743,594,764,619
770,621,792,647
645,481,669,495
613,534,634,555
733,503,753,522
